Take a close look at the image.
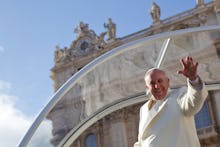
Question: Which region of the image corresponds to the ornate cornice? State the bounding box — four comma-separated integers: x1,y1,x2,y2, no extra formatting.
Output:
52,21,121,72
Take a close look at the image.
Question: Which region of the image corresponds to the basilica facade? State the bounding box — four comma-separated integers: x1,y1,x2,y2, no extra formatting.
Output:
48,1,220,147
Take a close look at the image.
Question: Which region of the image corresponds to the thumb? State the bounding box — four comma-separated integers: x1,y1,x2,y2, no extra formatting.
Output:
177,70,184,75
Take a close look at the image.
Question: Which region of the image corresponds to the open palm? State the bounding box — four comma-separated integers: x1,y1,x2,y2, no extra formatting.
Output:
177,56,198,81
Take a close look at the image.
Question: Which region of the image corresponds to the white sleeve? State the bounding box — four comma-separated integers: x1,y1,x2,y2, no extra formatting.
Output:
178,77,208,116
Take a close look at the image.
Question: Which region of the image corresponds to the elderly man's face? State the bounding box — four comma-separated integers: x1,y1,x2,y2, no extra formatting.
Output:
145,70,169,100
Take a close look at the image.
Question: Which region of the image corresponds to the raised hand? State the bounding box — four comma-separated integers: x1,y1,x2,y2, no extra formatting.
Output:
177,56,198,81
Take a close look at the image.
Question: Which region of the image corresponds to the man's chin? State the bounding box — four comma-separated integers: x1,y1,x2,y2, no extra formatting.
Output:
155,95,165,100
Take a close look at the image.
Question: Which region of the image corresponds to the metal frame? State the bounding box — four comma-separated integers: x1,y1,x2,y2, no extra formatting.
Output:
155,38,171,68
18,25,220,147
59,84,220,147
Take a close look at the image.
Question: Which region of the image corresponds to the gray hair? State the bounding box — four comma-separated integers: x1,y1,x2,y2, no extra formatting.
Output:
144,68,166,83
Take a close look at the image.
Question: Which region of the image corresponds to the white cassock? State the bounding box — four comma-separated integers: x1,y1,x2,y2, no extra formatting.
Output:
134,78,208,147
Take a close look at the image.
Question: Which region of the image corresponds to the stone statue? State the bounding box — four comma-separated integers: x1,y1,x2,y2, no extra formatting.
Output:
74,21,89,38
104,18,116,41
150,2,161,24
196,0,204,6
74,21,97,39
74,21,97,42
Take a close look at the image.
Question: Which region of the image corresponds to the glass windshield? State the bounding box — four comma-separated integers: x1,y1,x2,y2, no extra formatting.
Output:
21,26,220,147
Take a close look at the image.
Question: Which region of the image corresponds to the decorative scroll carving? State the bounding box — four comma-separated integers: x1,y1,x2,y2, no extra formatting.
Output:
94,32,107,50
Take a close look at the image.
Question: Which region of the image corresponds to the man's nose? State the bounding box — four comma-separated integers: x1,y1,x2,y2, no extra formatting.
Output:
154,83,160,89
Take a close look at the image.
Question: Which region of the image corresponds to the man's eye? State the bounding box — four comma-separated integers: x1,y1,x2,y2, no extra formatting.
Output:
158,79,163,83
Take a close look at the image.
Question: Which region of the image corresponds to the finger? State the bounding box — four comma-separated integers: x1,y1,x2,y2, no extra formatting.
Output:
180,58,187,67
194,62,198,69
186,56,190,63
186,56,191,65
189,57,193,64
186,56,192,64
187,56,190,61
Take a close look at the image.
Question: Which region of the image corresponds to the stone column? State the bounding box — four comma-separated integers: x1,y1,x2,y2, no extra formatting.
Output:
108,110,126,147
101,116,111,147
123,106,140,147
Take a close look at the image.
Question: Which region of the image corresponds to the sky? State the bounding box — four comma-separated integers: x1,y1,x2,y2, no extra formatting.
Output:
0,0,211,146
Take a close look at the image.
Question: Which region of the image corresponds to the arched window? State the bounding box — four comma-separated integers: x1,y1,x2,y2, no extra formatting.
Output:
85,133,98,147
195,101,212,129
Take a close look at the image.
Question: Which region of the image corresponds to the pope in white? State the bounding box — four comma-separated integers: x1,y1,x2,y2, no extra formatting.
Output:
134,56,208,147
